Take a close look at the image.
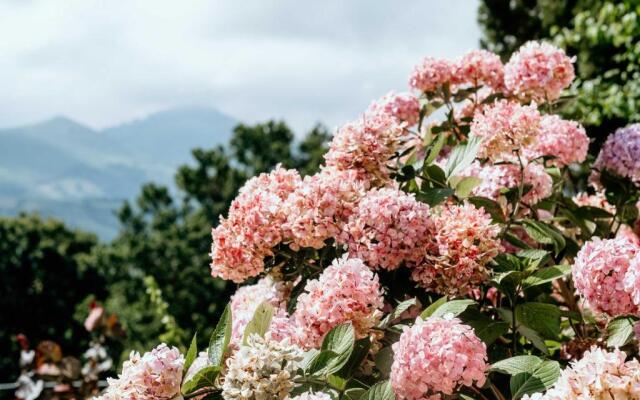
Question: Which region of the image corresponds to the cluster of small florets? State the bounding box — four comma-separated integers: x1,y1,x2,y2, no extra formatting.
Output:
412,203,502,296
96,344,184,400
229,276,290,345
367,92,421,126
526,115,589,167
504,41,575,102
342,188,434,270
409,57,454,93
290,391,333,400
283,167,369,250
292,256,384,348
452,49,504,90
390,316,488,400
410,49,505,94
210,166,301,282
572,237,640,316
591,123,640,186
522,347,640,400
324,111,405,182
471,100,542,161
462,161,553,207
222,334,302,400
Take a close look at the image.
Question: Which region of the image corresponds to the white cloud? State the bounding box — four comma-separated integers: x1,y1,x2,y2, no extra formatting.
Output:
0,0,480,132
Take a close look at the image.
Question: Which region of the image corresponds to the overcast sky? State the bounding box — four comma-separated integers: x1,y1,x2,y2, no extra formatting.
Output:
0,1,481,133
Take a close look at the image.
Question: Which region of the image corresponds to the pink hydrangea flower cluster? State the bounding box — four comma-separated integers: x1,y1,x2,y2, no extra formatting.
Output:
504,41,575,102
292,256,384,349
591,123,640,186
97,344,183,400
462,161,553,206
470,100,542,161
283,167,369,250
522,347,640,400
526,115,589,167
367,92,421,127
409,57,453,93
229,276,290,345
342,188,434,271
390,316,488,400
324,110,405,182
572,237,640,316
452,49,504,90
210,166,301,283
412,203,502,296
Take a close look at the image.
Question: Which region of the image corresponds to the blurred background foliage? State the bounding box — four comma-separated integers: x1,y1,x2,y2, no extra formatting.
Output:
0,121,329,381
479,0,640,146
4,0,640,385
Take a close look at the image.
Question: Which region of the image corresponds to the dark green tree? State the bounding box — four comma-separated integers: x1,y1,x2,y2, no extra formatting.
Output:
479,0,640,145
0,214,103,380
478,0,581,59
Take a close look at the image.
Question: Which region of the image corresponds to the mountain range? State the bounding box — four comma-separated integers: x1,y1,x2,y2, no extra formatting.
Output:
0,106,237,239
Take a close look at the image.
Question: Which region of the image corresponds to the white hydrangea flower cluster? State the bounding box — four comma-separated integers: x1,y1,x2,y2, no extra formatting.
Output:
221,334,303,400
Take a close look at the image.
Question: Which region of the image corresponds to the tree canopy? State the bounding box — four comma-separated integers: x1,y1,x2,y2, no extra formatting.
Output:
479,0,640,144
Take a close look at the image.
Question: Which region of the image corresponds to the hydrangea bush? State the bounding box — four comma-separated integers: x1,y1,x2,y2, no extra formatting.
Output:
96,41,640,400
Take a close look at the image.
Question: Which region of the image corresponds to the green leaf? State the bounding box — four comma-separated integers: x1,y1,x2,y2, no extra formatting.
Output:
444,135,481,180
522,265,571,289
504,231,533,250
419,296,448,319
510,361,561,399
416,188,454,206
209,304,232,367
518,325,549,353
422,164,447,186
242,302,274,345
516,302,561,339
497,309,549,353
378,298,418,328
517,249,550,261
424,133,447,165
363,380,395,400
490,355,543,375
576,205,614,220
184,332,198,377
322,323,355,354
374,346,394,378
467,196,505,223
200,393,223,400
460,308,509,345
327,374,348,390
521,220,566,254
345,388,367,400
607,316,639,348
455,176,483,198
299,349,321,371
321,323,355,374
308,350,338,375
431,299,476,318
332,337,371,380
181,366,220,395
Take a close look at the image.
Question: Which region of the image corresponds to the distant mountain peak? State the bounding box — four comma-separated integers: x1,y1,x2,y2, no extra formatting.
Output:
0,104,238,239
102,105,237,161
27,115,96,133
106,105,237,131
